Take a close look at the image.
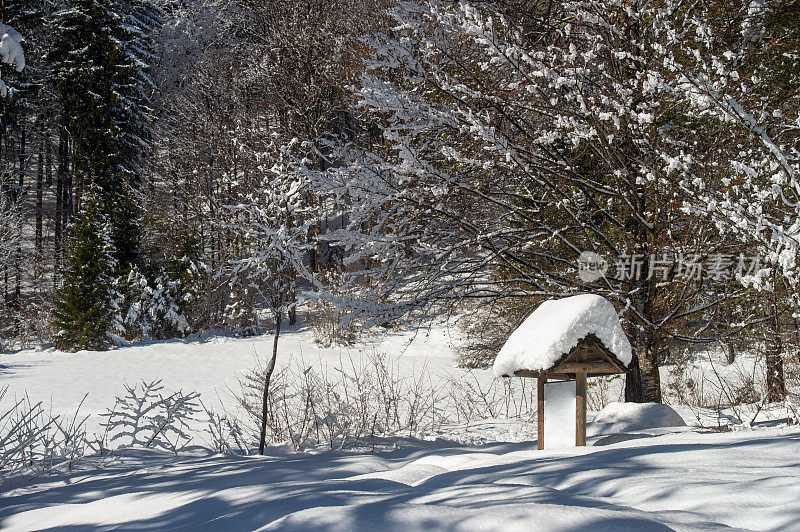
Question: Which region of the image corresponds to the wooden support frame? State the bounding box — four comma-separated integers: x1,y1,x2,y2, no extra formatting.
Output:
537,375,546,450
508,334,628,450
575,371,587,446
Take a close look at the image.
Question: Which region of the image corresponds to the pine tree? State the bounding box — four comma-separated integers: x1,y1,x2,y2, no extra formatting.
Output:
49,0,158,268
52,191,119,351
45,0,159,347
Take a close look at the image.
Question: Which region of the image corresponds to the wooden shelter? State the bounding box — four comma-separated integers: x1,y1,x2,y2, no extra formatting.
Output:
492,294,633,449
513,334,628,448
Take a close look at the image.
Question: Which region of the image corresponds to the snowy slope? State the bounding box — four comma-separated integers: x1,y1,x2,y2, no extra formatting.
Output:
1,426,798,530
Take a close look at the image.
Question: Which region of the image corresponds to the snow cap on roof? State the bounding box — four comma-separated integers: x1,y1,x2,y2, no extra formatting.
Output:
493,294,632,377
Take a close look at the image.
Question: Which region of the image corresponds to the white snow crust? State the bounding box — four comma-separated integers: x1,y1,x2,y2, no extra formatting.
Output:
493,294,632,377
2,426,799,531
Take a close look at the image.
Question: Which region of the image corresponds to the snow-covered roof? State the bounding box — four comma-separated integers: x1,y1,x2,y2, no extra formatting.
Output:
493,294,632,377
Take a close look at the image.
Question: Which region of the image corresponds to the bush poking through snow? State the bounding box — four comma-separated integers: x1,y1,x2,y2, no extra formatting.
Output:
99,380,201,455
230,351,539,452
1,380,204,485
201,402,251,456
306,298,358,347
0,386,91,485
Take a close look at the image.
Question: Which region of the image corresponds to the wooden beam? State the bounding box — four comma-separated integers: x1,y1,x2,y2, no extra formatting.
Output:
537,375,546,450
514,369,544,378
552,361,623,374
575,371,587,447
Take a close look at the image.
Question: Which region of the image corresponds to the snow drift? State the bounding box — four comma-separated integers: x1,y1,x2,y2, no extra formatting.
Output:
588,402,687,437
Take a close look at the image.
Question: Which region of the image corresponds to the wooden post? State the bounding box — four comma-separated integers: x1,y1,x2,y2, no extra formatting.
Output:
575,371,587,446
537,375,546,450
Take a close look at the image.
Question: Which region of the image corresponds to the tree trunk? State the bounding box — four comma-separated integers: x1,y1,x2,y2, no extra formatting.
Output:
12,128,25,311
625,328,663,403
288,289,297,326
624,354,643,402
36,122,44,281
258,311,282,455
625,285,662,403
765,288,786,403
637,335,663,403
64,141,73,223
723,343,734,364
55,128,67,278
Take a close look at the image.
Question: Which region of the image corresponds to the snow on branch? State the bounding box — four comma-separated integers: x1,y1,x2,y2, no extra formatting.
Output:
0,22,24,97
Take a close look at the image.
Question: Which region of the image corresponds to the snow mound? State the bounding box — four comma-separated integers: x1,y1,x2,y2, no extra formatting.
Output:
493,294,631,377
589,402,686,436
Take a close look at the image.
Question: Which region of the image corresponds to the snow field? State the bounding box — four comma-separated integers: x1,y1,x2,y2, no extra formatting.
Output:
2,322,799,530
1,323,794,449
1,323,532,447
1,426,798,530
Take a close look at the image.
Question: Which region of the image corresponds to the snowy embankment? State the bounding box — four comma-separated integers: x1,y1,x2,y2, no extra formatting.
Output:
1,426,798,530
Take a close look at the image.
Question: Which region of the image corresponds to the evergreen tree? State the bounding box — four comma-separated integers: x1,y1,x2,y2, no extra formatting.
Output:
49,0,158,270
45,0,159,347
52,191,119,351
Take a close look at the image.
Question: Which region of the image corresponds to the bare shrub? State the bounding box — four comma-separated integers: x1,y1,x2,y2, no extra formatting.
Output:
454,299,538,369
99,379,201,455
0,387,92,485
229,351,538,452
234,353,444,450
781,357,799,425
305,273,360,347
444,372,537,423
665,360,708,408
1,380,208,484
305,298,358,347
586,375,624,411
658,345,800,428
201,401,252,455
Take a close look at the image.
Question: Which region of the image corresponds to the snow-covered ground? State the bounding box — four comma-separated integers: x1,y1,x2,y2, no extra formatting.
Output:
1,425,798,530
2,324,799,530
0,323,482,437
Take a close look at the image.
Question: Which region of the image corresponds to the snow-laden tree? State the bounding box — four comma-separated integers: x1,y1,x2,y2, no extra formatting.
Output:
145,0,385,335
0,22,24,350
52,191,122,351
312,0,764,402
225,142,318,453
664,0,800,401
110,266,189,343
0,22,24,97
0,196,20,351
50,0,159,271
